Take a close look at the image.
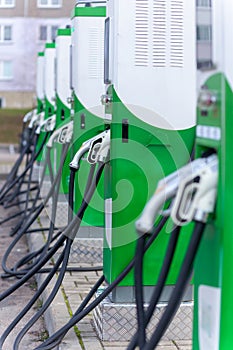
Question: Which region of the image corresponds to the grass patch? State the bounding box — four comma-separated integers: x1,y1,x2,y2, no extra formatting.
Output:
38,329,49,342
0,108,30,144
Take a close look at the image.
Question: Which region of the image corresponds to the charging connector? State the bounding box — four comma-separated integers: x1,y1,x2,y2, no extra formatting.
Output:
69,130,110,170
46,121,73,148
36,115,56,134
136,155,218,234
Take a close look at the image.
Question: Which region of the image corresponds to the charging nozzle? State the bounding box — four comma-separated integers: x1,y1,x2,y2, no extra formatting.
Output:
36,114,56,134
87,129,110,164
28,112,44,129
171,154,218,225
46,121,73,149
136,155,218,234
69,130,110,170
69,143,92,171
23,109,37,123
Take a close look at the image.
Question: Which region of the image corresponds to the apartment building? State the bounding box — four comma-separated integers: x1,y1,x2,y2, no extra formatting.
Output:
196,0,212,69
0,0,76,108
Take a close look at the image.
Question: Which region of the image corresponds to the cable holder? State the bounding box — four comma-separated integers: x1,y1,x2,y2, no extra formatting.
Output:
171,154,218,225
28,111,44,130
46,121,73,149
136,154,218,234
23,108,37,123
36,114,56,134
69,129,110,170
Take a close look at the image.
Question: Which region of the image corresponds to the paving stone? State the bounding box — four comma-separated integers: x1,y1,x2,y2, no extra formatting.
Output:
77,322,95,332
103,347,127,350
156,346,178,350
83,340,104,350
175,339,192,349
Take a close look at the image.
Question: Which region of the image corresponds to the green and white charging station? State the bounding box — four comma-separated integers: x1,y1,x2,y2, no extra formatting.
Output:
44,42,56,120
36,43,56,163
71,2,106,228
103,0,196,302
55,28,72,128
36,52,45,115
54,27,72,198
193,1,233,349
35,51,46,162
32,51,45,177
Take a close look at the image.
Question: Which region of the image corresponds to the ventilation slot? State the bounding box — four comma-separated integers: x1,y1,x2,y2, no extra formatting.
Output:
170,0,184,68
99,28,104,79
135,0,149,67
153,0,166,67
88,28,99,79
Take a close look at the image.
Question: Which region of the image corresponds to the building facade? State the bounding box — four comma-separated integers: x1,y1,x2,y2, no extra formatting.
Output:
0,0,76,108
196,0,212,69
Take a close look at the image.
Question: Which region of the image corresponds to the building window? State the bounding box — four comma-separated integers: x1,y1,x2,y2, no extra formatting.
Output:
51,25,58,41
37,0,62,8
197,25,212,42
196,0,211,7
0,0,15,7
39,25,47,41
0,25,12,42
39,25,58,41
0,61,13,80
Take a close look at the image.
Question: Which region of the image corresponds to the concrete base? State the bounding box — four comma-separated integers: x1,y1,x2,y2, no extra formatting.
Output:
93,289,193,342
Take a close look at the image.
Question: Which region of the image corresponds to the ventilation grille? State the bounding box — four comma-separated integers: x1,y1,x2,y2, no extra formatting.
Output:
88,28,101,79
100,28,105,78
135,0,149,67
134,0,184,69
153,0,166,67
170,0,184,67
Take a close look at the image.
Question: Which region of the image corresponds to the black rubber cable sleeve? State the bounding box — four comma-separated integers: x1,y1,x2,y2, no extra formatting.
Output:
34,216,168,350
142,221,205,350
127,225,181,350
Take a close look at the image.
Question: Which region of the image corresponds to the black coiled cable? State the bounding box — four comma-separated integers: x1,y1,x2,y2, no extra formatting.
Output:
34,216,169,350
1,143,70,277
128,225,181,350
0,131,50,203
142,221,205,350
3,162,105,349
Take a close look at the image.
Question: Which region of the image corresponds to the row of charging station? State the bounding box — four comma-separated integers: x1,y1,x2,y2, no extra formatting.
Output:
35,0,196,303
13,0,233,349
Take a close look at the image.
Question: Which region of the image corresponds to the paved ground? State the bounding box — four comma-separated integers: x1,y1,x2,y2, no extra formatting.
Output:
0,146,21,179
0,146,192,350
0,149,45,350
